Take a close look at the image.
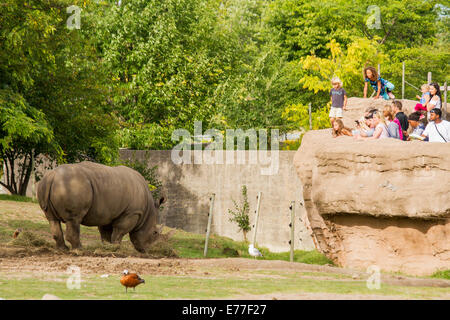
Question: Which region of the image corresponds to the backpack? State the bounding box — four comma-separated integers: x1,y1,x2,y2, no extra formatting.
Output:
380,78,395,91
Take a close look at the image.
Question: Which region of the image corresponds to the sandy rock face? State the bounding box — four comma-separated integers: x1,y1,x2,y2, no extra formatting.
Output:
294,98,450,276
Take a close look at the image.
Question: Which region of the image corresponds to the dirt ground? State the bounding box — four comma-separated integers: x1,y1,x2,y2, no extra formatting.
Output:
0,249,449,300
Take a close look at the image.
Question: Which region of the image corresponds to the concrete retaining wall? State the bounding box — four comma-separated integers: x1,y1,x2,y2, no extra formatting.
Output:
120,150,315,252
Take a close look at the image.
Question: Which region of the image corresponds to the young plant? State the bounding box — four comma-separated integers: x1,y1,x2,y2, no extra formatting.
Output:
228,185,251,242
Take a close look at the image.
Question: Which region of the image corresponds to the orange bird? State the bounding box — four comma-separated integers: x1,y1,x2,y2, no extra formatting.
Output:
120,270,145,293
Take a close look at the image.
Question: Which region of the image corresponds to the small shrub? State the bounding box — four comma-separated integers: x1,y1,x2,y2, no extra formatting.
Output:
228,185,251,242
431,270,450,280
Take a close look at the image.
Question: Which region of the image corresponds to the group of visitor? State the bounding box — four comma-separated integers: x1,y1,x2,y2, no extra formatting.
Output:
329,70,449,143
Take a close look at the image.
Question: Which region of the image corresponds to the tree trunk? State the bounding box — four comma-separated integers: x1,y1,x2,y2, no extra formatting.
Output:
0,150,34,196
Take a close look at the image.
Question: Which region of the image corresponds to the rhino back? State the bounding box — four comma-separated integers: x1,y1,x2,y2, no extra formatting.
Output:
48,161,150,227
76,162,151,226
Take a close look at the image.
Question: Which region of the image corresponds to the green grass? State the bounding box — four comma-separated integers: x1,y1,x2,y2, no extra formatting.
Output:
432,270,450,280
0,271,448,300
168,229,333,264
0,194,37,203
7,219,49,231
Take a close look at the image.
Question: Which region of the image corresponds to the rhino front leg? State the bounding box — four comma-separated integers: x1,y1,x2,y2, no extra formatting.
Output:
65,220,82,250
111,228,126,245
49,220,69,251
110,212,141,246
98,225,113,243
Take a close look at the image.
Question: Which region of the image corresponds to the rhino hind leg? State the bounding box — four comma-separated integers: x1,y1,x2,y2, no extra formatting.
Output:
65,220,82,250
49,220,69,251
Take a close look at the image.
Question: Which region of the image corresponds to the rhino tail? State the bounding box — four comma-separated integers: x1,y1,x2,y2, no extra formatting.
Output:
37,170,56,212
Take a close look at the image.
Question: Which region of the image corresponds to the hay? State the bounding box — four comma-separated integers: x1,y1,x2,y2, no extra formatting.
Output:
10,231,52,248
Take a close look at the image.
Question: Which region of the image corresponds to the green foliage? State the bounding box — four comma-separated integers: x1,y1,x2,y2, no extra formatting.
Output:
121,156,163,202
280,138,303,151
228,185,252,241
431,269,450,280
0,89,57,152
282,102,331,131
0,0,448,161
0,0,120,194
300,38,386,97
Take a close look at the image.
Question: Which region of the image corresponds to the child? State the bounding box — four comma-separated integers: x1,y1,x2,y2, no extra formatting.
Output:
363,66,395,100
405,111,427,141
329,77,348,126
332,119,352,137
414,84,431,112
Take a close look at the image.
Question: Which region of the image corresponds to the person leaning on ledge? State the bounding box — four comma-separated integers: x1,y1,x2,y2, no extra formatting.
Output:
421,108,450,143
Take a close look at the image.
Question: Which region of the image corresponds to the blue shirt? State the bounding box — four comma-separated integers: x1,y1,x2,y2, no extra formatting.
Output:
365,77,387,94
420,92,430,104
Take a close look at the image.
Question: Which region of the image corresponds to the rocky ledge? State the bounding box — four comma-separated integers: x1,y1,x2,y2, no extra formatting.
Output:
294,98,450,276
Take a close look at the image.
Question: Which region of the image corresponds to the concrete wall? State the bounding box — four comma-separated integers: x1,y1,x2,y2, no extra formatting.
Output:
120,150,315,252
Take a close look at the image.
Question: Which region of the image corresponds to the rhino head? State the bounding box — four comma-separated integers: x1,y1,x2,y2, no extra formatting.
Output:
129,196,166,253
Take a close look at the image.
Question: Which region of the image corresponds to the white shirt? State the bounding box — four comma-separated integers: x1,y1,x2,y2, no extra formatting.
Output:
375,123,389,139
427,96,442,120
423,120,450,143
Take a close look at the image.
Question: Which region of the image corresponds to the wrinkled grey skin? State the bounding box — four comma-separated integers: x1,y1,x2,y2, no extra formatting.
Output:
37,161,164,253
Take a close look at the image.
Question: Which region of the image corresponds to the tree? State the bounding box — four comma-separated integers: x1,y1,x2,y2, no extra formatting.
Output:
0,0,120,194
94,0,242,149
299,38,387,97
0,89,61,195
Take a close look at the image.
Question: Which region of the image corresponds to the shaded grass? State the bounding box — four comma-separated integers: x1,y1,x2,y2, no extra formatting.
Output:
7,219,49,231
0,194,37,203
0,271,448,300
